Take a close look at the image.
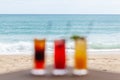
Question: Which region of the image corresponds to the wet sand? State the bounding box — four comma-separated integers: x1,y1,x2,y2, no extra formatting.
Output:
0,53,120,74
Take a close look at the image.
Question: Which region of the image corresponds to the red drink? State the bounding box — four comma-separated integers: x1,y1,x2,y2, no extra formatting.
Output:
53,39,66,75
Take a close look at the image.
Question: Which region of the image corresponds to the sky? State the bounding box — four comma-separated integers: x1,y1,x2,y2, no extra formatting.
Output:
0,0,120,14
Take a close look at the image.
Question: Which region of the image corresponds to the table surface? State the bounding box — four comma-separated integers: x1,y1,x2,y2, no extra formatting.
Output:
0,66,120,80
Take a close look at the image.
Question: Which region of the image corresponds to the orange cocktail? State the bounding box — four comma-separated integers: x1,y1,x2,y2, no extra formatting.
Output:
31,39,46,75
74,37,87,75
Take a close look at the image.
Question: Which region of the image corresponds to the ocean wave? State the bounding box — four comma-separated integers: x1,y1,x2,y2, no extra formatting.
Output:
89,43,120,49
0,42,33,55
0,41,120,55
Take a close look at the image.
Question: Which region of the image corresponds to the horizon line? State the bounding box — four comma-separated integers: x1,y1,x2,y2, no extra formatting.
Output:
0,13,120,15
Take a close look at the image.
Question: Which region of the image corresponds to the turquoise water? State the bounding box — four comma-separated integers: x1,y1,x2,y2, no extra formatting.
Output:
0,14,120,54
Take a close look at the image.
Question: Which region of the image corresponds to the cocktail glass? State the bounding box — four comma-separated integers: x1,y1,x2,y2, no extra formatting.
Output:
31,39,46,75
73,37,88,76
53,39,66,75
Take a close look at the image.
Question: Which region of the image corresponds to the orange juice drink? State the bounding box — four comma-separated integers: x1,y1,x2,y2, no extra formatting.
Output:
73,37,88,76
31,39,46,75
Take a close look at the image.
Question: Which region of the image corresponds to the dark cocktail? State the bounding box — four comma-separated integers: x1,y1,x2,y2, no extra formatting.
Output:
31,39,46,75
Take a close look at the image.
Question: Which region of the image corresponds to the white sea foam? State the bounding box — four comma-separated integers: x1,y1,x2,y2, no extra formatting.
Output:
0,41,120,55
0,42,33,55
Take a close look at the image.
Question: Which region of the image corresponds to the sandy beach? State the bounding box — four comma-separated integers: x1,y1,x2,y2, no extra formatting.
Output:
0,51,120,74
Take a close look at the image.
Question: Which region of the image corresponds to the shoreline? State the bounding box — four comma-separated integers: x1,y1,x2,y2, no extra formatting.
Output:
1,49,120,55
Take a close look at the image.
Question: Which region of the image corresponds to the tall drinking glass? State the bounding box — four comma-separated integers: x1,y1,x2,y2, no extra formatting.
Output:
31,39,46,75
73,37,88,76
53,39,66,75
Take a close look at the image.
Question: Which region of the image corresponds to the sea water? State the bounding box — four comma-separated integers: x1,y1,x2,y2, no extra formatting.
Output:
0,14,120,55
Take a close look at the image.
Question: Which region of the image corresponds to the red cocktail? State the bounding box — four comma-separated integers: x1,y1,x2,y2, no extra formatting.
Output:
53,39,66,75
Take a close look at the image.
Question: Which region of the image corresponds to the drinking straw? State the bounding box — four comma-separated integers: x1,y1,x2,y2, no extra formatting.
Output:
71,21,93,76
